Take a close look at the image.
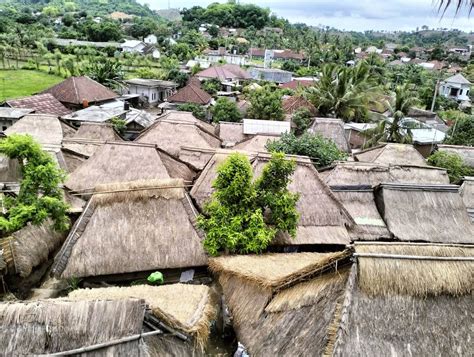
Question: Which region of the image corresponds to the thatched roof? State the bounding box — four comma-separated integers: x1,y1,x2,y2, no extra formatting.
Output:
282,96,317,116
332,186,390,241
62,122,122,158
65,142,196,193
309,118,350,153
438,144,474,168
0,219,66,277
0,299,146,355
211,251,351,355
332,244,473,356
155,110,215,133
216,122,246,145
4,114,63,150
460,177,474,222
233,134,277,152
322,161,449,186
136,114,221,168
60,120,77,138
179,146,217,171
354,143,427,166
192,152,354,245
69,283,216,349
374,183,474,243
7,93,71,116
52,179,207,278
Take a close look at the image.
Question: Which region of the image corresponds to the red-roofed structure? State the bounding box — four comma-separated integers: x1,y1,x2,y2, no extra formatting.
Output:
167,84,212,105
7,93,71,116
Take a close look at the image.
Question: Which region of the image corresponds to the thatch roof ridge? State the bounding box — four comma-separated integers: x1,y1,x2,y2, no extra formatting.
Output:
4,114,63,149
152,110,216,134
354,143,427,166
69,284,216,349
210,250,351,290
52,179,207,278
0,298,146,355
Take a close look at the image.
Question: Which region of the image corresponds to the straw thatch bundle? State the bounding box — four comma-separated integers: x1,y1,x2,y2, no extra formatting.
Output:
332,187,390,240
69,283,217,349
0,220,66,277
354,143,427,166
211,251,351,355
65,142,195,193
375,183,474,243
252,154,354,245
136,117,221,168
52,178,208,278
355,243,474,297
332,249,473,356
309,118,350,153
0,298,147,355
234,134,277,152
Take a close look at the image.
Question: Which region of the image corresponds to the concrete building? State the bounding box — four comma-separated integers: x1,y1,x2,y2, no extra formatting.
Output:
440,74,471,102
124,79,178,105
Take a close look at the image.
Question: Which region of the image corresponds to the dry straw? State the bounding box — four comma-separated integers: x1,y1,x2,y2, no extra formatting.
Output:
356,244,474,297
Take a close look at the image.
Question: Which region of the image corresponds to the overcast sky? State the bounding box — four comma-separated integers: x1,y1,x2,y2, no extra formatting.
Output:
142,0,474,32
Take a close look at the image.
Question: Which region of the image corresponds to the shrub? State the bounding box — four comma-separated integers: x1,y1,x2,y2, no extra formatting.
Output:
198,152,299,256
427,151,473,183
266,132,347,168
212,97,242,123
177,103,207,120
247,85,284,120
443,116,474,147
292,107,313,135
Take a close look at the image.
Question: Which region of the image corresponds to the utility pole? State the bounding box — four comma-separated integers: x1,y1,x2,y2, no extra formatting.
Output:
430,79,439,112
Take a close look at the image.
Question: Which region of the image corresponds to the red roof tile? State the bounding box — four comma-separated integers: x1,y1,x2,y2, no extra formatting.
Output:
280,80,315,90
197,64,251,81
167,84,212,105
7,93,71,116
283,96,317,116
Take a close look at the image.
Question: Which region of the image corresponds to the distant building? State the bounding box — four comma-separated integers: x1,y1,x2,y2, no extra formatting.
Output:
120,40,146,54
6,93,71,117
196,64,251,85
440,74,471,102
249,68,292,84
201,47,248,66
0,108,35,131
144,34,158,45
124,79,178,104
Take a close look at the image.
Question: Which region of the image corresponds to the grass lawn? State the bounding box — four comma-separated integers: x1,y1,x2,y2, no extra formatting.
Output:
0,69,64,102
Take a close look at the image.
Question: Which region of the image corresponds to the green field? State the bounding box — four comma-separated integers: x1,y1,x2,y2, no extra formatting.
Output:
0,70,64,102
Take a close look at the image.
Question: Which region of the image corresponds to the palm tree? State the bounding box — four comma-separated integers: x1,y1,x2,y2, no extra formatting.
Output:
363,84,420,148
307,63,378,122
438,0,473,14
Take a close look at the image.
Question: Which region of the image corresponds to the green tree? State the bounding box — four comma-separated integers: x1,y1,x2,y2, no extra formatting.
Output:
198,152,299,256
0,135,69,234
212,97,242,123
247,86,284,120
427,151,473,183
292,107,313,135
363,84,419,147
443,116,474,146
84,59,123,86
110,117,127,135
266,132,347,168
201,78,221,95
177,103,206,120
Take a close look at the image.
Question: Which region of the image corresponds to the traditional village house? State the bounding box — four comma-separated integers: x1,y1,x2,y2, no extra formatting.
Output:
124,78,177,105
6,93,71,117
439,73,471,103
354,143,427,166
64,142,195,193
52,179,208,279
216,122,247,146
460,177,474,222
0,108,34,131
192,151,355,246
42,76,118,110
69,283,217,354
0,299,147,354
233,134,277,152
309,118,350,153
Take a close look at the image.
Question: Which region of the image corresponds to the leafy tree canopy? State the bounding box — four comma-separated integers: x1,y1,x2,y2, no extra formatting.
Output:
177,103,206,120
247,85,284,121
0,134,69,234
266,132,347,168
427,151,473,183
198,152,299,256
443,116,474,147
212,97,242,123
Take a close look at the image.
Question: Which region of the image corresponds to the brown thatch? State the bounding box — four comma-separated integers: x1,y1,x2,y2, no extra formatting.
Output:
65,142,196,193
322,161,449,186
192,152,354,245
136,115,221,168
179,146,217,171
460,177,474,222
69,283,217,349
438,144,474,168
309,118,350,153
62,122,122,158
61,149,86,173
233,134,278,152
216,122,246,145
332,247,473,356
52,179,207,278
354,143,427,166
4,114,63,150
60,120,77,138
0,298,146,355
154,110,216,134
332,186,390,241
212,252,351,356
0,220,66,277
374,183,474,243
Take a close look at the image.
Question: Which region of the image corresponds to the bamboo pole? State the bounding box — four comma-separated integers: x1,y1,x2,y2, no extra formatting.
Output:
44,329,163,356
